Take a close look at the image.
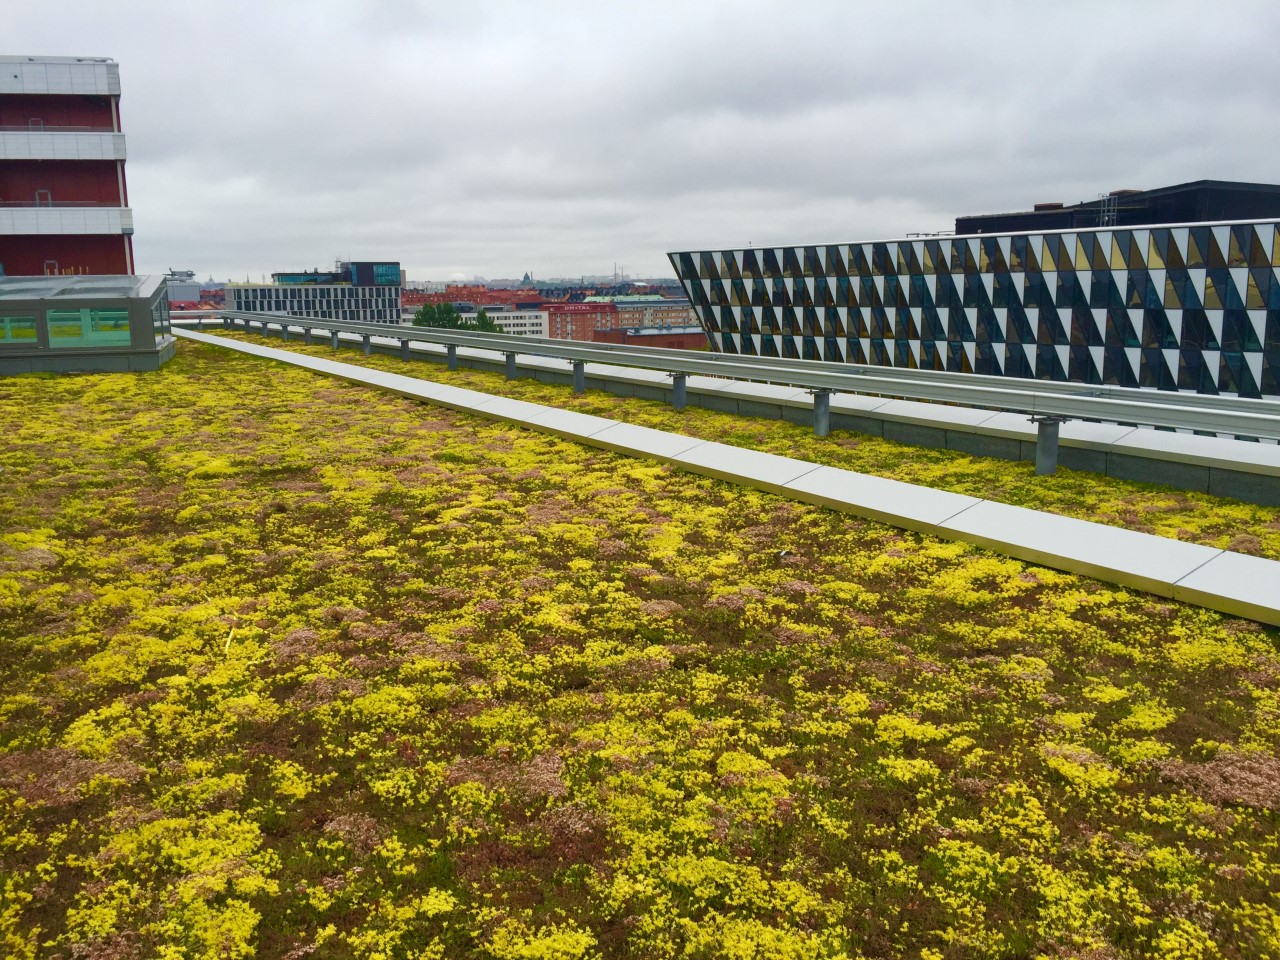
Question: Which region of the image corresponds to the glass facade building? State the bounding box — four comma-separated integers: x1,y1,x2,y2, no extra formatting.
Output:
0,274,173,374
669,219,1280,398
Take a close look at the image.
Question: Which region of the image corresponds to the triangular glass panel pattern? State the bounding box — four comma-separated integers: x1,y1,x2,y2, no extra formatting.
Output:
670,220,1276,396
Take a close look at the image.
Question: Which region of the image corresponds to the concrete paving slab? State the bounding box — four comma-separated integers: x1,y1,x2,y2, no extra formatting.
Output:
783,465,981,534
523,407,620,440
937,499,1223,597
671,442,823,493
717,381,810,405
1113,428,1280,475
583,422,708,461
829,393,896,415
1173,551,1280,626
876,398,1001,430
1059,420,1139,449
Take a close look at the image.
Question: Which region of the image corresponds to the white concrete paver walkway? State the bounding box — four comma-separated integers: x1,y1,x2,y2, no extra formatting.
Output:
178,329,1280,626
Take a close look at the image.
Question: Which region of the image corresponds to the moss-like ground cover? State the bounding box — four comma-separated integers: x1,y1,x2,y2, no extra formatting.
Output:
0,339,1278,959
215,330,1280,561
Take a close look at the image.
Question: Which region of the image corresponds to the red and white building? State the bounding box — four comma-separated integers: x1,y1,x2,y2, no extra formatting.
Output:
0,56,134,276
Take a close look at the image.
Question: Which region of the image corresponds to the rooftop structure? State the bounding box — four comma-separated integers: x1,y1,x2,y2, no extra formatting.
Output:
0,272,172,373
956,179,1280,235
0,55,134,276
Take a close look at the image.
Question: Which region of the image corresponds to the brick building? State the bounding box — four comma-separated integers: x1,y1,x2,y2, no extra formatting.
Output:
0,56,134,276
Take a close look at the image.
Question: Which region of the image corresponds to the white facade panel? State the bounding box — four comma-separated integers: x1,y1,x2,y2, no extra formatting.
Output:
0,131,126,161
0,206,133,236
0,57,119,96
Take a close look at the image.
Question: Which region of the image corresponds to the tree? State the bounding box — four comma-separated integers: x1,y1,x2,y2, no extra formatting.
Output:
469,308,500,333
412,302,462,329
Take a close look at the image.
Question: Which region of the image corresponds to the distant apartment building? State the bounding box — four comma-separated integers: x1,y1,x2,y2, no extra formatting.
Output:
0,56,134,276
546,301,620,340
603,295,696,328
460,308,548,337
226,262,401,324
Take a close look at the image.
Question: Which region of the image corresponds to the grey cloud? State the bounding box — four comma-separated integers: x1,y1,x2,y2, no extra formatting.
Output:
7,0,1280,280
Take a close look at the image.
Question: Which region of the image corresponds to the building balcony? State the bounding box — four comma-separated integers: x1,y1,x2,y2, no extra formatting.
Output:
0,206,133,236
0,130,125,161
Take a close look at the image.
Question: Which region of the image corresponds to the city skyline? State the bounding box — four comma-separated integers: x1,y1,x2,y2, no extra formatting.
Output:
6,0,1280,281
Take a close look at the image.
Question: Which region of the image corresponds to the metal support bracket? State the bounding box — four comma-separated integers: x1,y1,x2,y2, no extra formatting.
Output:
362,334,371,356
505,351,517,380
1030,414,1071,476
668,372,687,410
447,343,458,371
303,327,312,345
400,339,410,361
280,323,289,341
810,388,833,437
330,330,339,349
572,359,585,394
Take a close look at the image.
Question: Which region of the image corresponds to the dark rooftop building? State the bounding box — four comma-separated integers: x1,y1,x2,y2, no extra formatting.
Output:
955,180,1280,235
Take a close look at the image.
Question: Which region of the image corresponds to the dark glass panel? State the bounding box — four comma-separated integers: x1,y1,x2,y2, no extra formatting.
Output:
1105,307,1139,348
825,245,847,278
762,249,782,276
1146,230,1167,269
760,334,779,358
947,305,975,343
894,306,918,341
1036,344,1066,381
1141,308,1178,349
847,337,868,364
823,337,843,362
720,331,738,353
850,306,870,338
1261,352,1278,397
741,306,759,335
719,306,738,332
740,249,761,279
869,306,892,340
752,278,770,308
824,307,845,338
869,339,891,367
920,304,946,341
850,246,871,277
1219,351,1260,398
779,306,797,336
783,247,804,279
1186,228,1208,268
781,336,799,359
721,252,742,282
976,306,1004,344
1007,303,1035,344
1068,345,1101,384
1202,274,1223,310
804,246,823,278
1229,225,1252,267
700,251,720,280
772,277,792,308
1179,309,1219,350
1138,347,1177,390
739,334,757,355
1101,346,1137,386
893,340,915,368
803,306,820,336
1177,348,1218,394
1070,307,1104,347
760,304,778,335
1004,344,1033,379
1220,309,1262,352
946,341,967,373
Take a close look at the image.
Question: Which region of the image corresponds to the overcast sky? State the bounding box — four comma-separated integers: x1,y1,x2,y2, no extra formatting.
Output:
8,1,1280,282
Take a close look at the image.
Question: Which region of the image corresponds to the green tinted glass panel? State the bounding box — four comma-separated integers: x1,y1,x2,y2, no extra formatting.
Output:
46,309,132,348
0,315,37,344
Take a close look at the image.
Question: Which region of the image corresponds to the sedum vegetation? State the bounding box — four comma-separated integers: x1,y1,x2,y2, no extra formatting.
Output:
220,329,1280,561
0,338,1277,959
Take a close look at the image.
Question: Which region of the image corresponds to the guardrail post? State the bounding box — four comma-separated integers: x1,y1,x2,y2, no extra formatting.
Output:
400,339,410,361
670,372,687,410
811,389,832,437
447,344,458,371
505,352,518,379
327,330,337,349
1031,415,1068,475
362,334,372,356
281,323,289,341
572,359,585,394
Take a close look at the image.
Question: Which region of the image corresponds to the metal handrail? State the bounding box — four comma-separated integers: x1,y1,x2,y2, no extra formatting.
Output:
189,310,1280,442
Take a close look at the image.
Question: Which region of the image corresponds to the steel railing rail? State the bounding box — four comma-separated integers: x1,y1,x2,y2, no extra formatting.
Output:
179,312,1280,467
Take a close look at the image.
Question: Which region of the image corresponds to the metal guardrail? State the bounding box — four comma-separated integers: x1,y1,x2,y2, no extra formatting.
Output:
180,311,1280,471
